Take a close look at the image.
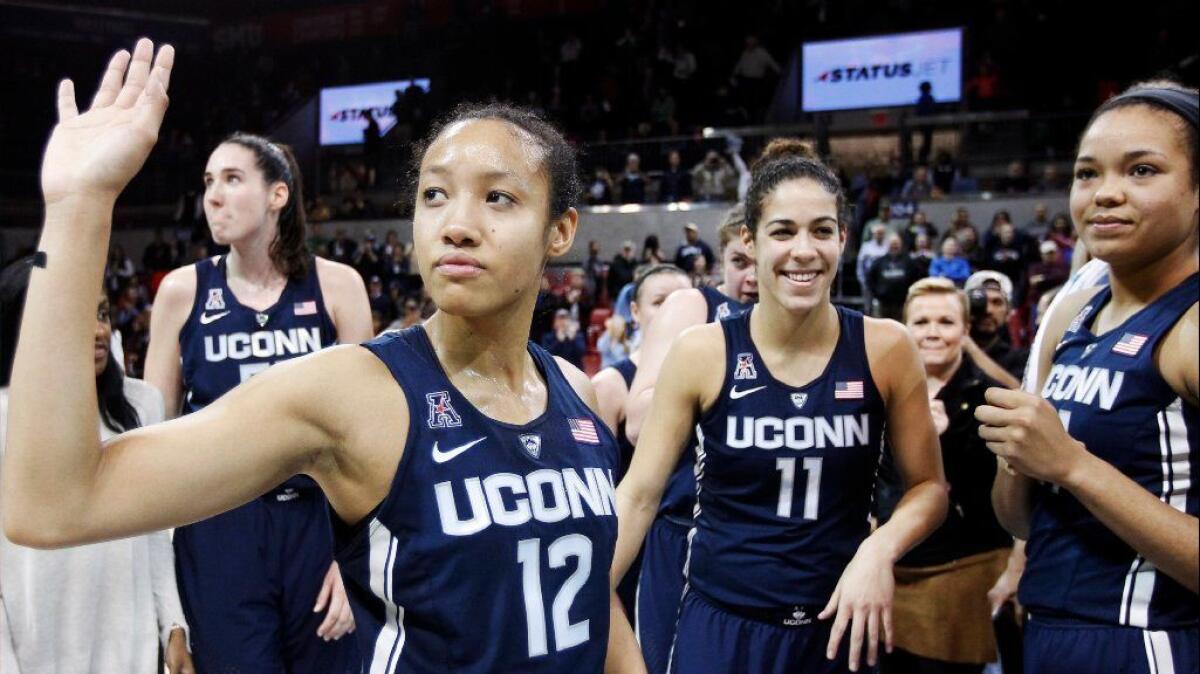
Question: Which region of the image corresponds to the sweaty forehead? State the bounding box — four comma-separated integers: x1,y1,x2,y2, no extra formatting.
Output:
1081,106,1188,160
423,118,547,181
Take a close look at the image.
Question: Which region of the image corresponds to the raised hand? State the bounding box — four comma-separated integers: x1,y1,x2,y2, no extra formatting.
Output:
41,38,174,206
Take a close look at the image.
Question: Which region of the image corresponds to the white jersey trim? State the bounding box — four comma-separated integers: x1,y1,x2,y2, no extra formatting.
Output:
1143,629,1177,674
1023,259,1110,393
368,520,407,674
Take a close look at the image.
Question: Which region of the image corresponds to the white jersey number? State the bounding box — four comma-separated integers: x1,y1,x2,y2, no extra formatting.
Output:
776,457,823,520
518,534,592,658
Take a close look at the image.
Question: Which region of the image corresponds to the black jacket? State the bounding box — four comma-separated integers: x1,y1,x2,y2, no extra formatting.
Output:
874,353,1013,567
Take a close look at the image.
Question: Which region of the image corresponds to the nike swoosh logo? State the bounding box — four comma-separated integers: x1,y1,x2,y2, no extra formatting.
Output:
730,385,767,400
200,311,231,325
432,437,486,464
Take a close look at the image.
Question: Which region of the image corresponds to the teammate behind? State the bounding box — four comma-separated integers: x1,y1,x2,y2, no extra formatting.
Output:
613,139,948,673
2,40,645,673
982,81,1199,673
619,205,757,674
145,131,371,673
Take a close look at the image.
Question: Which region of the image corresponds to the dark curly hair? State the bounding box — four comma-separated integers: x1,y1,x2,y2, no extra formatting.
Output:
744,138,847,234
408,102,582,222
219,133,312,280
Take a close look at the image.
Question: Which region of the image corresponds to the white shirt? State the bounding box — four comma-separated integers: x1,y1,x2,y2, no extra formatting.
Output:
1021,258,1110,392
1,379,189,674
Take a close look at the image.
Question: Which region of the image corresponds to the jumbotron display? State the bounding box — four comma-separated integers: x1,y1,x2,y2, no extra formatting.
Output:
802,28,962,112
319,78,431,146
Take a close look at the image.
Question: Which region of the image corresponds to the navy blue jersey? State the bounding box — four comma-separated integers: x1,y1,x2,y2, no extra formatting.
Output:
1023,273,1199,629
608,357,638,482
658,287,752,522
335,327,620,673
688,308,887,608
179,256,337,413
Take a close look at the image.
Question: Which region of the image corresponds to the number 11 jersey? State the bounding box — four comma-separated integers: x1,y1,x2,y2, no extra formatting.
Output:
336,326,619,673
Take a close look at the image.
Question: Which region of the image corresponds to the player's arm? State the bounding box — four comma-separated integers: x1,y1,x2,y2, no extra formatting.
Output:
981,303,1200,593
820,319,949,671
984,287,1099,538
590,367,627,435
316,256,373,342
613,324,722,585
622,288,707,443
144,264,195,417
556,358,648,674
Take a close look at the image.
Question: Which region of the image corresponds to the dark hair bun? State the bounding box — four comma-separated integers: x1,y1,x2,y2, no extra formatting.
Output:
755,138,818,170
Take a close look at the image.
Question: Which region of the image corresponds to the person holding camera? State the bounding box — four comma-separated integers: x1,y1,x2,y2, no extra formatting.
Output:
964,271,1028,382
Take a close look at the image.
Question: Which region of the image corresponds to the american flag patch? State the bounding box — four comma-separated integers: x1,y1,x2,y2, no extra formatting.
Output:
1112,332,1148,357
834,381,864,400
568,418,600,444
293,300,317,316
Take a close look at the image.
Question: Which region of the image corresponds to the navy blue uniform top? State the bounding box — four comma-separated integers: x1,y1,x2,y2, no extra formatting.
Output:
178,255,337,491
688,307,887,608
1023,273,1199,629
607,357,638,482
179,255,336,413
656,287,751,524
334,327,620,673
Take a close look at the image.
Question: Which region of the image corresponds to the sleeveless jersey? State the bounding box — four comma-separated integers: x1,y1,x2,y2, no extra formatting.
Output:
688,307,887,608
607,357,638,482
336,327,620,673
179,256,336,413
1023,272,1199,629
657,287,752,523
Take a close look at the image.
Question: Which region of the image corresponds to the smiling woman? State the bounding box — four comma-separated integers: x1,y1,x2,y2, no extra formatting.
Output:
0,39,644,674
983,81,1199,674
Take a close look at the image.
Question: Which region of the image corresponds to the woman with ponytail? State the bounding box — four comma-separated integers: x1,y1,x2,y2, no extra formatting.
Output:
612,138,947,673
143,133,372,672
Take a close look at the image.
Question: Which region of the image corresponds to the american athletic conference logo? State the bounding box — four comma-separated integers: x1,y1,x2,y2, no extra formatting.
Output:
426,391,463,429
734,352,757,380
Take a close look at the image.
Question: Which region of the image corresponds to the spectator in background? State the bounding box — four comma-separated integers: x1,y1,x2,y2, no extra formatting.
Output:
997,160,1030,193
108,244,136,287
586,167,614,205
867,233,922,321
142,228,176,275
354,231,381,279
1024,202,1052,238
1044,212,1076,265
731,34,780,118
608,240,639,303
307,196,333,223
691,151,736,201
857,223,890,304
911,233,935,277
900,165,935,201
659,150,692,203
914,81,937,163
362,109,380,188
964,270,1028,380
673,223,715,274
328,227,358,266
1034,163,1068,192
930,235,972,286
861,200,900,244
618,153,646,204
380,241,411,292
1026,240,1070,311
874,278,1015,674
584,240,605,302
366,275,393,324
596,313,631,368
948,207,974,234
642,235,666,264
956,226,985,270
903,210,938,250
950,163,979,193
983,222,1029,305
540,308,585,369
932,152,956,195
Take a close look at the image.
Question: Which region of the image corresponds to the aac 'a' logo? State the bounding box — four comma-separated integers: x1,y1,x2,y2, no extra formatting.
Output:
790,392,808,409
715,302,731,321
734,352,757,380
426,391,463,429
205,288,226,311
519,434,542,459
